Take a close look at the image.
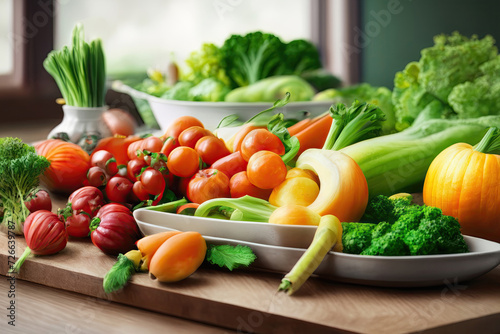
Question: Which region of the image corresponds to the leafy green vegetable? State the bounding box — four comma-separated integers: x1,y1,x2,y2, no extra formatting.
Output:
182,43,231,86
220,31,323,89
448,56,500,118
392,32,499,130
322,101,386,151
342,195,468,256
224,75,315,102
0,138,50,235
340,116,500,197
43,24,106,107
314,83,396,135
161,81,195,101
188,78,231,102
205,244,256,271
220,31,287,88
300,68,342,92
282,39,322,76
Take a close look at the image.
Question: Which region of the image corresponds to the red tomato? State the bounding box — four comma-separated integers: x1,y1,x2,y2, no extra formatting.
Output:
65,213,92,238
58,186,105,238
127,158,147,182
86,166,108,188
187,169,230,204
66,186,105,216
160,136,179,157
105,176,134,203
90,150,118,176
195,136,231,166
229,171,272,200
90,203,141,255
35,139,90,194
25,189,52,213
167,146,200,178
23,210,68,256
127,136,163,161
140,168,166,195
247,150,287,189
92,135,141,166
210,151,248,179
132,181,150,201
240,129,285,161
178,126,213,148
161,116,204,140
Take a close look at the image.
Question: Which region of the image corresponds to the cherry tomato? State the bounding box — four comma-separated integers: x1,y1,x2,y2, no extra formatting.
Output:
240,129,285,161
229,171,272,200
161,116,204,140
195,136,231,166
127,158,147,182
187,169,230,204
231,124,264,153
25,189,52,213
127,136,163,161
178,126,213,148
92,135,141,166
87,166,108,187
132,181,150,201
90,150,118,176
65,213,92,238
105,176,133,203
140,168,166,195
210,151,248,179
167,146,200,178
246,150,287,189
160,136,179,157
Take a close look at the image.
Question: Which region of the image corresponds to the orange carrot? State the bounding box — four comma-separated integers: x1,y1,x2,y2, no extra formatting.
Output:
294,114,333,156
149,231,207,282
288,118,315,136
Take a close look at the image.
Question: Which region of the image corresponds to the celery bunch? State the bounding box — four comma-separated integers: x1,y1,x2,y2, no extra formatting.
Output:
44,24,106,107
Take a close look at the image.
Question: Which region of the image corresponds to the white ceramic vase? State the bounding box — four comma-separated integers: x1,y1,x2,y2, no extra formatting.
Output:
47,105,111,144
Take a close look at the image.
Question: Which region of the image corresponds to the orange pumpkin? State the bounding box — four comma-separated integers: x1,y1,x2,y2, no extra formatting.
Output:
423,128,500,242
35,139,90,194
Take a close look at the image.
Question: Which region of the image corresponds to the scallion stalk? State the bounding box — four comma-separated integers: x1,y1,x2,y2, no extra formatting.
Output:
43,24,106,108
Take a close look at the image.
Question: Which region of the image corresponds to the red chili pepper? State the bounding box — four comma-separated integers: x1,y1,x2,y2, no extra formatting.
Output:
89,203,141,255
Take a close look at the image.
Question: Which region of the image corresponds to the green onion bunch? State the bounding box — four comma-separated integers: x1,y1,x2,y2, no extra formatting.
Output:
43,24,106,107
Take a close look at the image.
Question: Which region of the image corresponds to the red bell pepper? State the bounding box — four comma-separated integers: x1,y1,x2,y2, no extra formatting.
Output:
89,203,141,255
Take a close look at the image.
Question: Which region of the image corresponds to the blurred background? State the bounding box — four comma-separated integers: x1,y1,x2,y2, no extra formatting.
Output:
1,0,500,128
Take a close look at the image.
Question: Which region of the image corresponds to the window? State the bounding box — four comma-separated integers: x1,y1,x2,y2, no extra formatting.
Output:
55,0,314,79
0,0,14,76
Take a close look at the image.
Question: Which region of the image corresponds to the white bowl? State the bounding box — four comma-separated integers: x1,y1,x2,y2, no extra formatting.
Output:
113,81,333,131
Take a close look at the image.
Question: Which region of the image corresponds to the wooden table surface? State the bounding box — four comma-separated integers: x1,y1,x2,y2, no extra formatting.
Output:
1,121,500,334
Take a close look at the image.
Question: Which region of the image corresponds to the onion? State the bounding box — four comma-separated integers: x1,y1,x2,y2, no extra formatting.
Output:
102,108,137,137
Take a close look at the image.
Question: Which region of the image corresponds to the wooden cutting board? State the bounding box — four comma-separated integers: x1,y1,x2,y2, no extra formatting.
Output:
1,228,500,334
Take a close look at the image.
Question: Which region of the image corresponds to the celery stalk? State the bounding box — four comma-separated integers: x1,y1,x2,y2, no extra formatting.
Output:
279,215,342,295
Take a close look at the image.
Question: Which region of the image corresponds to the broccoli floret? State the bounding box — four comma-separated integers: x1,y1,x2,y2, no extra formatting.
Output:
404,215,468,255
344,195,469,256
282,39,322,76
341,222,376,254
361,194,413,224
0,138,50,235
361,231,410,256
